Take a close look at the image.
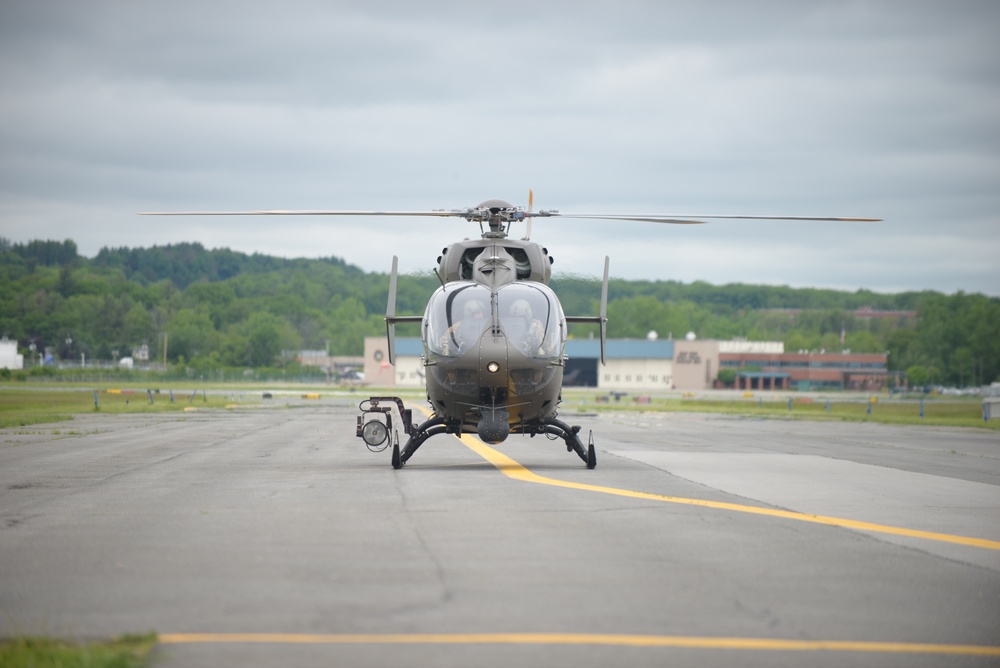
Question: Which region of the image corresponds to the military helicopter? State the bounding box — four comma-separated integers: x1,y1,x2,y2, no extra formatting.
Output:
144,196,878,469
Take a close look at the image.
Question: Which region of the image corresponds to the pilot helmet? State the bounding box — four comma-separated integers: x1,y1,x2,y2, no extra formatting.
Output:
510,299,532,319
464,299,485,317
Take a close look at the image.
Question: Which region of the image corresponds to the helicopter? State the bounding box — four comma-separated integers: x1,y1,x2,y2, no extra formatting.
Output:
143,196,879,469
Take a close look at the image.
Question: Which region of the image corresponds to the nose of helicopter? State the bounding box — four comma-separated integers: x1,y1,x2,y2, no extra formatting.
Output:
477,332,510,444
478,332,509,387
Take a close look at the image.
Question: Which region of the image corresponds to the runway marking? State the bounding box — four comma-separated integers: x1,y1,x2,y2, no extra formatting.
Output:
157,632,1000,656
454,433,1000,552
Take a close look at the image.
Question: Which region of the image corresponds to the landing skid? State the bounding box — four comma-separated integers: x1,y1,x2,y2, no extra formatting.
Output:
358,396,596,469
535,416,597,469
394,414,451,469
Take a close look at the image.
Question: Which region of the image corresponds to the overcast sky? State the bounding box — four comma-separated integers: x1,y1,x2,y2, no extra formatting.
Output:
1,1,998,296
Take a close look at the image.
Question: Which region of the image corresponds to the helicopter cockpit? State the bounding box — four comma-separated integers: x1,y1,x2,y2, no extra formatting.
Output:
424,282,564,360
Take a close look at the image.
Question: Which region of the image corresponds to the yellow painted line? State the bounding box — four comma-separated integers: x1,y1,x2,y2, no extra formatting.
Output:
157,633,1000,656
457,433,1000,551
405,400,998,552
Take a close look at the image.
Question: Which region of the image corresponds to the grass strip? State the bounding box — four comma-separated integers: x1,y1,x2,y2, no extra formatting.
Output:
566,394,999,430
0,388,239,428
0,633,157,668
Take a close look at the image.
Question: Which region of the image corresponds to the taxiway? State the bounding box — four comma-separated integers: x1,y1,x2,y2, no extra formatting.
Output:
1,399,998,666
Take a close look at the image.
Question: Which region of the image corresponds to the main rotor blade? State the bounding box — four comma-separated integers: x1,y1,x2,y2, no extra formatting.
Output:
140,209,881,223
140,210,471,217
533,212,881,223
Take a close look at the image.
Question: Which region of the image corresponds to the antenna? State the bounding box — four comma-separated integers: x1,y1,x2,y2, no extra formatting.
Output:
522,189,533,240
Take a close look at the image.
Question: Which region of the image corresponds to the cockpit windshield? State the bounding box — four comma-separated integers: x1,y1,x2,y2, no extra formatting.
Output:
496,283,563,358
424,284,491,357
423,282,564,359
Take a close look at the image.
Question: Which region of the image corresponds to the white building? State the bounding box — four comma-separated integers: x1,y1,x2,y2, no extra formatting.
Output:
0,338,24,370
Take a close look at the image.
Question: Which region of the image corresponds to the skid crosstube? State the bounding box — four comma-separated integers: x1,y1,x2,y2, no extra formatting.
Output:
359,396,595,469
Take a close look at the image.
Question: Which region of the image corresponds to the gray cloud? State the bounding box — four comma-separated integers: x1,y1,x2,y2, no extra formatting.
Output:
1,0,998,295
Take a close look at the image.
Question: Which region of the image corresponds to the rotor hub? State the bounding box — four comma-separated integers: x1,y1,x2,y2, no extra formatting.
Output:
468,199,526,238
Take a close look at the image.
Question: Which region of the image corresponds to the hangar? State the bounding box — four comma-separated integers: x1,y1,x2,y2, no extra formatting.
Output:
363,335,889,392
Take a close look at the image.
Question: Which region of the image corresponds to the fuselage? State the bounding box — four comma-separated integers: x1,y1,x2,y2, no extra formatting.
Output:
420,241,567,441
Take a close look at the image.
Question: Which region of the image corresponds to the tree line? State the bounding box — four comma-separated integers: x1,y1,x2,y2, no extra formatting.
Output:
1,238,997,387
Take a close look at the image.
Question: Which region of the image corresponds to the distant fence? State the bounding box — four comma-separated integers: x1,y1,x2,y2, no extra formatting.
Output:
55,361,166,372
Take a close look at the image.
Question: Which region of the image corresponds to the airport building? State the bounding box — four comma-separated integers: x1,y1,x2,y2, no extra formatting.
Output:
363,335,888,392
720,351,889,392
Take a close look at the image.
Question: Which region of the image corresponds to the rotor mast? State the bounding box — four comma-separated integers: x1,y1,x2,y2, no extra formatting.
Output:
465,199,530,239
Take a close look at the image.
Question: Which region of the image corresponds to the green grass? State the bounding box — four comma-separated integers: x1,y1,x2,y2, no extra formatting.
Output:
0,387,239,428
2,385,995,431
0,633,157,668
565,393,999,430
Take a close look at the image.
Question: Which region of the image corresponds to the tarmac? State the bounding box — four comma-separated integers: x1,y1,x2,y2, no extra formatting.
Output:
1,397,998,667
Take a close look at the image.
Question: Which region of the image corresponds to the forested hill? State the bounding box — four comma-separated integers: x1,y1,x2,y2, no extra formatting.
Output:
1,238,997,387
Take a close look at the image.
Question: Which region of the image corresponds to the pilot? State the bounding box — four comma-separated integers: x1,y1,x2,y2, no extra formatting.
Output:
508,299,545,355
440,298,487,354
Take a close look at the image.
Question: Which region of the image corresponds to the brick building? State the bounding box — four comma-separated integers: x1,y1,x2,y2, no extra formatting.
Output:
720,351,888,391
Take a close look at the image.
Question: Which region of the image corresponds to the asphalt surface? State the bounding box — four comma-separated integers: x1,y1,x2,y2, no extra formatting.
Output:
1,397,999,667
